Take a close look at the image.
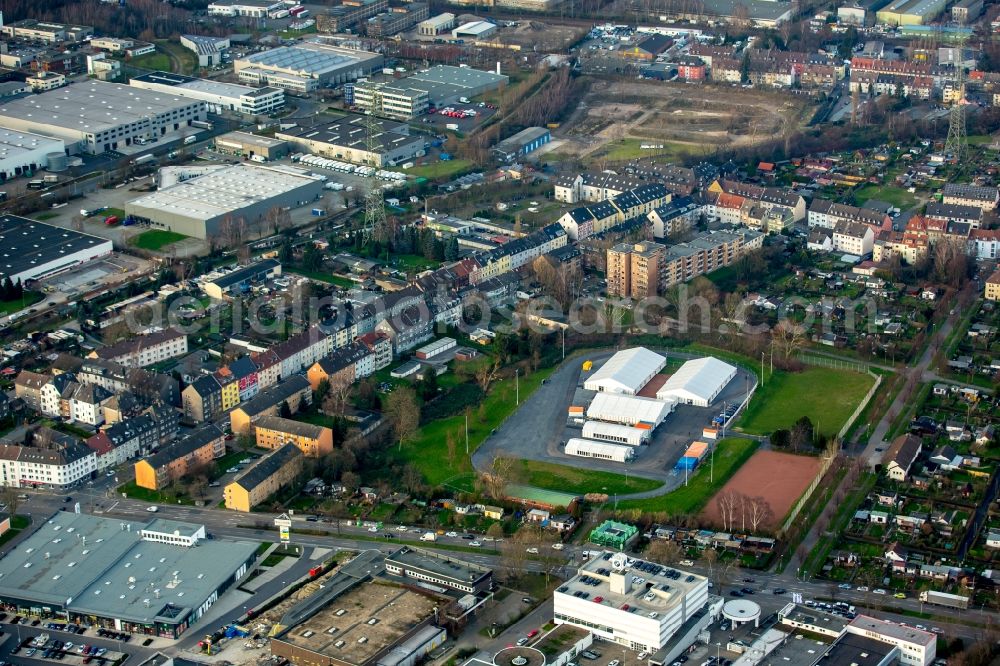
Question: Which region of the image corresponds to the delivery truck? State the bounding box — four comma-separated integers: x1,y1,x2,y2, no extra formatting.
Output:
919,591,969,609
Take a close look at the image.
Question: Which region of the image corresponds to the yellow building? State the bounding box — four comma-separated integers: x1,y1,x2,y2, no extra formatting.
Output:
134,425,225,491
224,444,304,512
217,373,240,411
230,376,311,435
254,415,333,458
986,270,1000,301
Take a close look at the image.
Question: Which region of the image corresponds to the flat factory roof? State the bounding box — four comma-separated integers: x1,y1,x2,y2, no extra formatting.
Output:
385,546,491,587
126,164,320,222
0,126,64,160
216,131,287,149
0,80,200,136
278,581,436,666
132,71,268,100
278,113,419,153
0,512,257,625
0,214,112,281
237,42,379,76
405,65,508,100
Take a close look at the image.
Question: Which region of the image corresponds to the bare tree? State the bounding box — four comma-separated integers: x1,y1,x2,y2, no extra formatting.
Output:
746,496,774,534
481,455,516,499
475,358,503,393
646,539,682,564
384,386,420,450
322,371,354,417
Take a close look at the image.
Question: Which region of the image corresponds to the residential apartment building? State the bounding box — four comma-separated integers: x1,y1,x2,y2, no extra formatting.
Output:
182,374,223,423
306,341,373,390
14,370,50,411
832,221,875,256
984,269,1000,301
557,184,670,240
808,199,891,230
224,443,304,511
647,196,702,239
942,183,999,210
706,180,806,222
253,416,333,458
230,376,312,434
970,228,1000,260
924,201,983,228
0,428,96,489
661,230,764,289
76,360,180,407
134,424,225,490
358,331,393,371
607,241,665,299
87,329,188,368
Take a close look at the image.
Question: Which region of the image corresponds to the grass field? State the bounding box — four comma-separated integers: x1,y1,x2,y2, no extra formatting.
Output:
396,159,471,180
395,365,557,487
130,230,188,251
738,366,875,437
117,481,195,505
598,138,704,163
854,185,917,210
514,460,662,495
0,290,43,315
0,515,30,549
156,40,197,75
285,267,355,288
616,438,759,513
129,52,172,72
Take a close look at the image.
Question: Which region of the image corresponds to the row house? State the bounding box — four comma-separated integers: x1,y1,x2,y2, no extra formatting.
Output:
0,428,96,489
707,179,807,221
942,182,999,210
14,370,49,411
85,406,175,471
470,223,568,279
924,201,983,228
808,199,891,230
87,328,188,368
905,215,971,247
273,326,334,379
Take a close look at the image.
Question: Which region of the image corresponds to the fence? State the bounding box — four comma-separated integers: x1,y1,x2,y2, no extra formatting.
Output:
837,370,882,442
781,451,838,534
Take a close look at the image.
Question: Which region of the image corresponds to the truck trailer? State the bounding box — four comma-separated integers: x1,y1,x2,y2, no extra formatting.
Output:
919,591,969,609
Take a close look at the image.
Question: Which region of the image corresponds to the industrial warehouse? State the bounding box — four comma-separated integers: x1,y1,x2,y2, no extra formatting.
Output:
276,114,425,167
124,164,324,240
0,512,258,637
0,81,207,154
0,214,114,283
129,71,285,116
234,42,383,93
0,128,66,180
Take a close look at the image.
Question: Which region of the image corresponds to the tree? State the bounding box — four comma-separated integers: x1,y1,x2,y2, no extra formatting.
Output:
475,358,502,393
322,372,354,417
279,400,292,418
384,386,420,450
341,470,361,494
771,429,791,448
791,416,814,451
746,496,774,533
0,486,20,517
645,539,682,565
716,490,741,531
740,50,751,83
481,455,516,499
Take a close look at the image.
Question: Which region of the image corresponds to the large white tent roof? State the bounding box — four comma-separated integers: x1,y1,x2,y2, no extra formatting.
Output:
584,347,665,394
587,392,674,425
582,421,650,444
566,438,635,460
656,356,736,403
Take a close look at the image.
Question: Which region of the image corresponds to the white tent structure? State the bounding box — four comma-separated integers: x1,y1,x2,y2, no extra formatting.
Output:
587,393,675,428
565,438,636,463
583,347,666,395
582,421,650,446
656,356,737,407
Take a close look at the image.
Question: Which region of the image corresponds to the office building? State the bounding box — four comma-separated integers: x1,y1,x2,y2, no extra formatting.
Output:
0,81,206,155
384,546,494,594
352,81,430,120
0,512,257,637
276,114,424,167
553,553,709,653
234,42,383,94
130,71,284,116
1,20,92,43
125,164,323,240
0,214,113,284
207,0,284,17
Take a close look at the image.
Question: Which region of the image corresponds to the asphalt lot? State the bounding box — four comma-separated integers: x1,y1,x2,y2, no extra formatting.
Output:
473,351,758,491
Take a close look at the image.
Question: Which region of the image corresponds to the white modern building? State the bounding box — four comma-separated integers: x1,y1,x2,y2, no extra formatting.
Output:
207,0,284,17
554,553,710,653
586,393,675,428
847,616,936,666
0,127,66,180
565,438,635,462
656,356,736,407
234,42,383,94
0,80,206,155
582,421,650,446
584,347,666,395
180,34,231,68
130,71,284,116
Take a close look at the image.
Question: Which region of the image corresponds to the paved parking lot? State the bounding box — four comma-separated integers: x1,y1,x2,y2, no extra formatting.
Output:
472,351,758,490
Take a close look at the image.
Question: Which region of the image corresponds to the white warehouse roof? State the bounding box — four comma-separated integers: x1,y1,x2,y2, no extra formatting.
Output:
587,393,674,427
656,356,736,407
566,438,635,462
582,421,650,446
584,347,666,395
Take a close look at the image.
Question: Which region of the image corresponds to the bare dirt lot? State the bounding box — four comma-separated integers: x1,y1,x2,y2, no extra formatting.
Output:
701,450,822,530
554,79,814,164
501,21,589,51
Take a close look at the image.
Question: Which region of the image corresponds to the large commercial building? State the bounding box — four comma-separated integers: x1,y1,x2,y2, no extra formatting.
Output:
0,127,66,180
384,546,493,594
492,127,550,162
565,438,635,462
0,81,207,155
655,356,736,407
554,553,709,653
125,164,323,240
584,347,666,395
352,81,430,120
1,20,92,43
130,72,284,117
0,512,257,637
214,131,289,161
0,214,113,284
402,65,509,106
276,114,425,167
234,42,383,94
180,34,231,68
876,0,947,24
207,0,284,17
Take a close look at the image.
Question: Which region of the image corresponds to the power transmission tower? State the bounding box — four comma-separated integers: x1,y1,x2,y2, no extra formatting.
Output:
945,32,968,161
361,110,387,247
